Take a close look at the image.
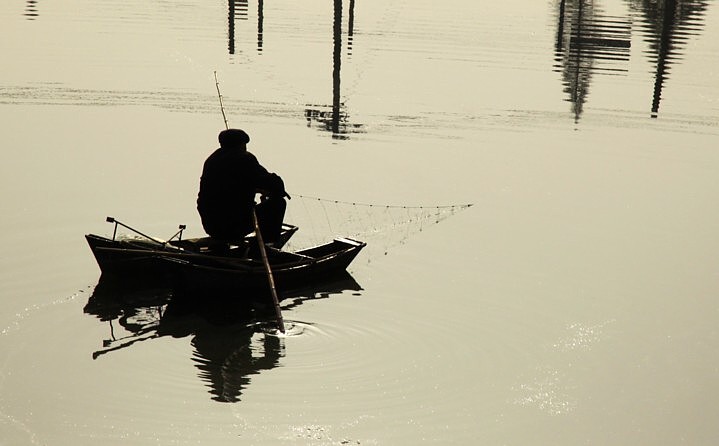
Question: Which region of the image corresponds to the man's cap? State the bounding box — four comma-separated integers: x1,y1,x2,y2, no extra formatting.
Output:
219,129,250,148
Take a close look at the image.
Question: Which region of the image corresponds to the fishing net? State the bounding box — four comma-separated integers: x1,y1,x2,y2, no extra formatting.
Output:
284,194,473,262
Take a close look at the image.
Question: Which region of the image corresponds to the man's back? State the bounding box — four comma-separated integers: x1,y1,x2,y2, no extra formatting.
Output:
197,147,268,239
197,129,287,243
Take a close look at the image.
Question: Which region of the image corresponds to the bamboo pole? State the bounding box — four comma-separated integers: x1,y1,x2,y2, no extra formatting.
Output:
252,209,286,333
214,71,285,333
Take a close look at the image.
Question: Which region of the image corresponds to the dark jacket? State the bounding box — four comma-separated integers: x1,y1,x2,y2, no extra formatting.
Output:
197,147,285,239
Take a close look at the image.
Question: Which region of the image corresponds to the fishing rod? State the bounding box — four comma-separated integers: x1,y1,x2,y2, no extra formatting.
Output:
214,71,229,130
213,71,285,334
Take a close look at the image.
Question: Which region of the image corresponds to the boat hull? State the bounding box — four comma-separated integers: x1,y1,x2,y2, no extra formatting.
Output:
86,229,366,296
85,223,299,279
169,238,366,295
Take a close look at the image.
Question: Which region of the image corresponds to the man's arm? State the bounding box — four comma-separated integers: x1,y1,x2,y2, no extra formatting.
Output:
256,172,290,199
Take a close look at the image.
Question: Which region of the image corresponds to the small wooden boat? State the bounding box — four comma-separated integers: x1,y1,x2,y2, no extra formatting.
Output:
85,217,366,293
85,216,299,277
167,237,366,294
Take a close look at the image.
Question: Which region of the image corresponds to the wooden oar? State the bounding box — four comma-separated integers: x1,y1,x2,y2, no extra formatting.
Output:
252,208,286,333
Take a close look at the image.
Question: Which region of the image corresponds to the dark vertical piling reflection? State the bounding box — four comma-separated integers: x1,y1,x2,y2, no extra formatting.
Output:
24,0,39,20
257,0,264,53
304,0,363,139
627,0,709,118
348,0,355,56
228,0,250,55
554,0,631,122
222,0,363,137
554,0,711,121
332,0,343,136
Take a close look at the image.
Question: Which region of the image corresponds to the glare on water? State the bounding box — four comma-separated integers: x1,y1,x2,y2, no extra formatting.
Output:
1,0,718,444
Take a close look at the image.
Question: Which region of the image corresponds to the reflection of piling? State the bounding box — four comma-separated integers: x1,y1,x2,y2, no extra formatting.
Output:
348,0,355,56
633,0,708,118
24,0,39,20
227,0,263,55
224,0,363,137
555,0,711,119
332,0,343,136
228,0,235,54
556,0,567,53
228,0,252,55
630,0,709,118
258,0,264,52
651,0,677,118
554,0,631,122
304,0,363,139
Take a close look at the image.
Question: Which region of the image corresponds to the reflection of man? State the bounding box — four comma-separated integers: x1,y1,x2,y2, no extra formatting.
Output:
192,328,283,403
197,129,288,244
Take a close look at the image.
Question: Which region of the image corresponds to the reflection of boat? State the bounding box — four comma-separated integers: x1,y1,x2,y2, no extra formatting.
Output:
84,273,362,402
84,278,277,402
85,217,366,295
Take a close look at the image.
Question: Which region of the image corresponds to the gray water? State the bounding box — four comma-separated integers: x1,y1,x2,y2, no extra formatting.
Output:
2,0,719,444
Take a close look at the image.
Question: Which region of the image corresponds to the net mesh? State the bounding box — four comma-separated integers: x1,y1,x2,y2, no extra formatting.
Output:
284,194,473,261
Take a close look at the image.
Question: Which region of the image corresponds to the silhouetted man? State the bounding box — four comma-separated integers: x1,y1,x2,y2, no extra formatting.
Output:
197,129,287,244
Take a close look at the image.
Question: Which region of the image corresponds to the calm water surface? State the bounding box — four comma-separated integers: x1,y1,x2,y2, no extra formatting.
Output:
1,0,718,444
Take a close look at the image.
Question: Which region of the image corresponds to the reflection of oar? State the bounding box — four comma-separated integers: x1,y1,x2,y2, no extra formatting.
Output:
93,330,160,359
253,208,286,333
